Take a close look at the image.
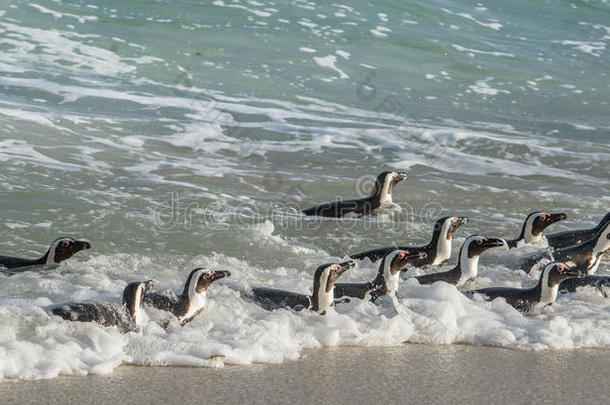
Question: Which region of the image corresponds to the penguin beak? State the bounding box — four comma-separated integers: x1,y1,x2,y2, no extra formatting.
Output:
548,213,567,223
212,270,231,281
74,240,92,251
395,172,408,182
457,217,469,225
482,238,505,249
337,260,355,275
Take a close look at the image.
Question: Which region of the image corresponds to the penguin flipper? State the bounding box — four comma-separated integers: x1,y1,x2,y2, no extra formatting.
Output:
251,287,311,311
302,200,360,218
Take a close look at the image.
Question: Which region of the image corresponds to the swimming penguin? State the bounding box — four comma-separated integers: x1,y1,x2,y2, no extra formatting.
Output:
411,235,505,286
251,260,355,315
334,250,427,302
350,216,469,265
501,212,567,249
464,262,584,312
546,212,610,249
547,223,610,274
51,280,153,333
0,237,91,271
302,171,408,217
143,268,231,325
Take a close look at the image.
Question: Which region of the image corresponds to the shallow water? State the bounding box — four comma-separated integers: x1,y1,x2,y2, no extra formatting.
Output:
0,0,609,381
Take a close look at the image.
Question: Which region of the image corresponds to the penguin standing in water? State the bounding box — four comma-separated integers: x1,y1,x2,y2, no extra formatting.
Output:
410,235,505,287
523,222,610,274
500,212,567,249
51,280,153,333
250,260,355,315
302,171,408,217
144,268,231,325
546,212,610,249
1,237,91,272
350,216,469,266
334,250,427,302
464,262,584,312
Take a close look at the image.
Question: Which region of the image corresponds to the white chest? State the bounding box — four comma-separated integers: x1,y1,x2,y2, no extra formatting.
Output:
181,292,207,321
317,288,334,314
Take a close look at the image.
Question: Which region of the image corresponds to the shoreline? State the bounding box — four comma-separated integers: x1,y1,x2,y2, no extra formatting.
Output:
2,344,609,404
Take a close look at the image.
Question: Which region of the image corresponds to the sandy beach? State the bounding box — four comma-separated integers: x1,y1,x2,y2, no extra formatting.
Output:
2,344,609,405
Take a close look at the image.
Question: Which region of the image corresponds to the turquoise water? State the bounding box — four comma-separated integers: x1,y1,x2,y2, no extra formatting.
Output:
0,0,609,380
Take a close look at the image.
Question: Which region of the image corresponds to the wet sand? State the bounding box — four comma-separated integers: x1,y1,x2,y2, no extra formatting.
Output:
1,344,608,405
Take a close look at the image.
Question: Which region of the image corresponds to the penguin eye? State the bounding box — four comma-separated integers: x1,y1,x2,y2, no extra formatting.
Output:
539,213,549,221
476,239,483,245
62,239,74,247
204,270,214,279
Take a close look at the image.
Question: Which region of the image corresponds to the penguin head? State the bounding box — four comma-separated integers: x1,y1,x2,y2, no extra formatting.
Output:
183,268,232,297
384,249,427,275
374,170,407,197
523,212,567,241
314,260,355,293
435,216,470,240
461,235,506,259
543,262,584,288
593,222,610,253
123,280,154,324
46,237,92,265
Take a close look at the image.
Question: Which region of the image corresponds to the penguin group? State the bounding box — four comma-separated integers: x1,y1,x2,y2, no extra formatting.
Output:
1,171,609,335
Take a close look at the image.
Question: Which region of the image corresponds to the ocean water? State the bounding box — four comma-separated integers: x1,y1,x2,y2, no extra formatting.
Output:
0,0,609,381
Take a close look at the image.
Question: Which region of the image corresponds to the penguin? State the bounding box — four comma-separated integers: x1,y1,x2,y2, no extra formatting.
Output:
350,216,469,265
546,212,610,249
302,171,408,217
143,268,231,325
411,235,505,286
547,224,610,274
464,262,584,312
51,280,153,333
0,237,91,271
501,212,567,249
334,250,427,302
250,260,355,315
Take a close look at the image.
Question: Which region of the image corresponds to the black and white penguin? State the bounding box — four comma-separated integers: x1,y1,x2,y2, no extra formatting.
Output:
546,212,610,249
302,171,408,217
501,212,567,249
251,260,355,315
464,262,584,312
0,237,91,271
334,250,427,302
143,268,231,325
350,216,469,265
51,280,154,333
548,223,610,275
411,235,505,286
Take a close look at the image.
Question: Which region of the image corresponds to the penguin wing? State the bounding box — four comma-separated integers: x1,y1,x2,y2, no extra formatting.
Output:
350,247,394,262
143,293,179,312
302,199,361,217
0,256,40,270
334,282,373,300
251,287,311,311
414,269,460,286
51,302,126,328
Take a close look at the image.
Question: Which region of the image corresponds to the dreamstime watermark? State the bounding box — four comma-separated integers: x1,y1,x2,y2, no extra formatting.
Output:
151,190,446,233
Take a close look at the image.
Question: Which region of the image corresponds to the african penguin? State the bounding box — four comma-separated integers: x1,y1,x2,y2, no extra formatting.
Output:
0,237,91,272
251,260,355,315
334,250,427,302
547,211,610,249
350,216,469,266
51,280,154,333
302,171,408,217
144,268,231,325
501,212,566,249
464,262,584,312
411,235,505,286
